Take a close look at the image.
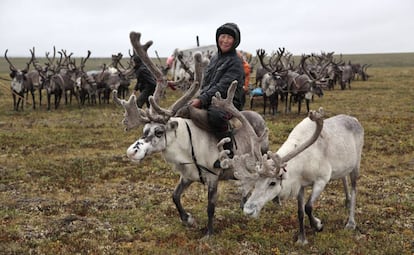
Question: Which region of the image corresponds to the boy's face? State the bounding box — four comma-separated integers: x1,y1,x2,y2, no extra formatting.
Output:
218,34,234,53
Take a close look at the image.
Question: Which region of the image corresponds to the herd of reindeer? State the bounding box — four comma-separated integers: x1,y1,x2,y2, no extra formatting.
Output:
3,46,370,114
249,48,370,115
4,48,133,111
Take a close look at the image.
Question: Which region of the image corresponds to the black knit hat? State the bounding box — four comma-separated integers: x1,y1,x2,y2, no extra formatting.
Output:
216,23,241,50
217,26,236,40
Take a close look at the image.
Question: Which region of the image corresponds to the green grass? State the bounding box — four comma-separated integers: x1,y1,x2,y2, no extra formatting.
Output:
0,56,413,254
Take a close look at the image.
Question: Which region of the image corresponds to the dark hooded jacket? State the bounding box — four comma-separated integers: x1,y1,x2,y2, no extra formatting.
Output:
133,56,156,108
197,23,245,110
133,56,156,92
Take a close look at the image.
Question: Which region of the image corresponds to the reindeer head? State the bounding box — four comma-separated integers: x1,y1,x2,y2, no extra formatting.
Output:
113,32,203,162
300,54,331,97
123,80,205,161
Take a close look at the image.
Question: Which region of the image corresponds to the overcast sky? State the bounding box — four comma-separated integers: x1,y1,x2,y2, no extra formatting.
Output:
1,0,413,58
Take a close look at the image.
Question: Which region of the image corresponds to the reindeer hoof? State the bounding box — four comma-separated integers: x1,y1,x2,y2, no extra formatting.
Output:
183,214,197,228
316,224,324,232
345,221,356,230
200,233,212,240
312,218,323,232
316,222,324,232
295,237,309,245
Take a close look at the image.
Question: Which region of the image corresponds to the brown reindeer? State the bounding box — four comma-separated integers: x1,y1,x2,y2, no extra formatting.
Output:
4,49,35,111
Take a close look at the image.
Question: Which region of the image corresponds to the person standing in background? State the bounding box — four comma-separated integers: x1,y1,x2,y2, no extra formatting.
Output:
238,51,251,109
133,55,157,108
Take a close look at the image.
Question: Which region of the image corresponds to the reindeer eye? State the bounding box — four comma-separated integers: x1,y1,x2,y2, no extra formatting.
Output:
269,181,277,187
154,129,164,138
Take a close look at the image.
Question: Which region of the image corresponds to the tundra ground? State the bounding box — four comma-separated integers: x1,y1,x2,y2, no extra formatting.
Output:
0,59,413,254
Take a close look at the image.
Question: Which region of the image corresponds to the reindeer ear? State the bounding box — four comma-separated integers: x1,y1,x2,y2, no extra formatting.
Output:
9,71,16,79
167,120,179,131
278,167,287,180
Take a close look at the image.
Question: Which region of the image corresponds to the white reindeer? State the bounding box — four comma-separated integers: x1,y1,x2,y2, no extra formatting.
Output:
113,32,269,236
228,110,364,245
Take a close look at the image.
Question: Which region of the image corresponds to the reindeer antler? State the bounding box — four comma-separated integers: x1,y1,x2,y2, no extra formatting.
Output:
80,50,91,70
266,107,324,175
4,49,34,73
129,31,178,123
129,32,161,78
219,132,266,172
129,32,166,104
114,31,203,129
112,91,150,131
149,48,209,121
210,81,268,166
149,81,201,119
4,49,17,72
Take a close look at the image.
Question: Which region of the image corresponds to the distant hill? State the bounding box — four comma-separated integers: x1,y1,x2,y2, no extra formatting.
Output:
332,52,414,67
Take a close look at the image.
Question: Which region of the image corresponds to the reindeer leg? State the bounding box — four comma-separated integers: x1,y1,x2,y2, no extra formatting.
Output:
206,180,219,236
12,94,17,111
305,98,310,113
274,93,279,115
296,187,308,245
47,93,51,111
39,87,42,106
288,94,294,114
64,91,68,105
305,181,326,232
16,93,23,111
30,89,36,109
55,93,60,109
345,170,358,229
285,93,289,114
25,89,29,106
342,177,351,209
26,89,36,109
172,176,196,227
20,96,24,111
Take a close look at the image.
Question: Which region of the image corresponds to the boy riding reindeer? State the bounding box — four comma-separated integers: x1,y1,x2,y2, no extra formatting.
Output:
113,26,268,236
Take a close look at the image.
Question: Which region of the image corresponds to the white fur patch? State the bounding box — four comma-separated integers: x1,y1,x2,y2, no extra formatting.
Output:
11,79,23,93
126,140,151,162
76,77,82,86
108,67,118,74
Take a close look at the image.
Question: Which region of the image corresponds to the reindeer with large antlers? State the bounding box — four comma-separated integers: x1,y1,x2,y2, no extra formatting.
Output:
113,32,269,236
257,49,329,115
225,108,364,245
4,49,35,111
255,48,288,115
